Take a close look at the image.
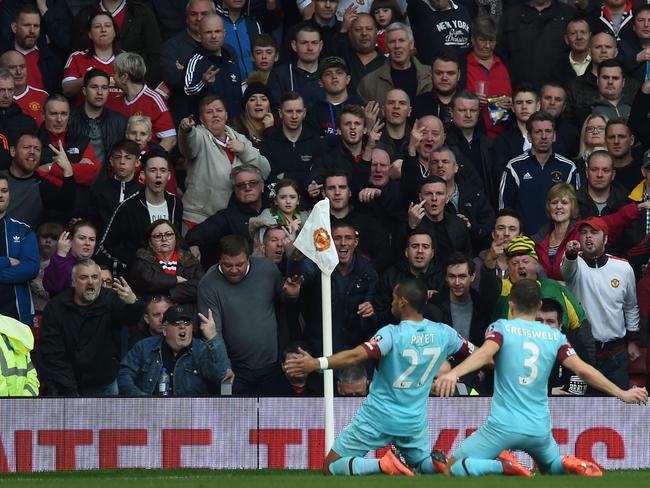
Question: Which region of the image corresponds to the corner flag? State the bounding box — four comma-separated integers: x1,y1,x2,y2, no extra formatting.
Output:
293,198,339,276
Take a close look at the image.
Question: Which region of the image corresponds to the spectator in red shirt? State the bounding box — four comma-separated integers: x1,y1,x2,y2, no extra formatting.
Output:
62,11,121,106
110,52,177,152
0,49,47,127
465,16,512,140
37,94,101,216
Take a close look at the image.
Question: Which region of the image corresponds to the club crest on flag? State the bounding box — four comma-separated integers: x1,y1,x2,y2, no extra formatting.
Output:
313,228,331,252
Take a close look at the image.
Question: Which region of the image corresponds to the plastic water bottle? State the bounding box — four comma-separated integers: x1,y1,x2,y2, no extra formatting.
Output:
159,368,171,396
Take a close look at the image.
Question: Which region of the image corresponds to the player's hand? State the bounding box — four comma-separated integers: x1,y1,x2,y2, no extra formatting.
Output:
198,309,217,340
433,373,458,397
180,115,195,133
49,140,73,177
8,257,20,266
56,230,72,256
358,187,381,202
620,386,648,405
201,65,219,85
307,180,323,198
113,277,136,304
284,347,320,375
357,301,374,318
566,240,581,255
408,200,426,229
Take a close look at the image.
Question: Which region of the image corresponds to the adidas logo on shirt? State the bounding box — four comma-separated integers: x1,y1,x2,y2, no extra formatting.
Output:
523,172,533,180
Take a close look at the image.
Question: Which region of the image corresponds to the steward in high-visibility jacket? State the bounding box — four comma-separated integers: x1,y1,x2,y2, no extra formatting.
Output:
0,314,39,396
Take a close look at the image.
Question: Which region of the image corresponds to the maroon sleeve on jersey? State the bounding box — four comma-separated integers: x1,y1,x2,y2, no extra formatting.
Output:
558,343,576,362
361,338,382,360
485,330,503,347
454,340,475,360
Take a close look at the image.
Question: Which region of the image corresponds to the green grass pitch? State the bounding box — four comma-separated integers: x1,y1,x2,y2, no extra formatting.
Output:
0,469,648,487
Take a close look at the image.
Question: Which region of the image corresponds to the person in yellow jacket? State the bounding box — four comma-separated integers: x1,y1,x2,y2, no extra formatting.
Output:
0,314,39,396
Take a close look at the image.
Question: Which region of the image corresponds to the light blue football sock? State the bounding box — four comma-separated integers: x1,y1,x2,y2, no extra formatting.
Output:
451,458,503,476
548,456,565,474
328,456,381,476
418,456,435,474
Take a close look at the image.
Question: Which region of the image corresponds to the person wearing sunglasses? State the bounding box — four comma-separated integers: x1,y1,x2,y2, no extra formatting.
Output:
128,219,203,304
186,164,265,268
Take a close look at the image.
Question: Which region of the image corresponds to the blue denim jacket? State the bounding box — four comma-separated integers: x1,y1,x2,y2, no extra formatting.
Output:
118,335,229,396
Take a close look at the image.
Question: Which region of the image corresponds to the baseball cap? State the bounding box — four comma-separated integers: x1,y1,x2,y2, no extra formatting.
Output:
577,216,609,236
505,236,539,261
318,56,348,77
163,304,194,324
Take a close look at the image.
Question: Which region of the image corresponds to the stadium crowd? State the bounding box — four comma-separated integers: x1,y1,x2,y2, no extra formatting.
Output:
1,0,650,397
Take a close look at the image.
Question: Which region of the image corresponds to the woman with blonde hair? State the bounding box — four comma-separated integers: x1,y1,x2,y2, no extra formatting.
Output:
533,182,647,280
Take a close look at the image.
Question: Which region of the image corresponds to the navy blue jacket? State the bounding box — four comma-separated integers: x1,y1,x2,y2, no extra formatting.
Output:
0,215,39,325
184,46,243,117
499,150,580,236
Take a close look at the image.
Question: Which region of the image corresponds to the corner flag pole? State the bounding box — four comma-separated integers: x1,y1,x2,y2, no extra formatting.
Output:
291,198,339,455
321,272,335,453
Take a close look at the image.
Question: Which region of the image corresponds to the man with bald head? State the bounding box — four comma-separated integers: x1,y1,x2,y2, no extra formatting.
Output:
160,0,217,124
184,13,242,116
0,69,37,170
565,31,639,127
379,88,412,161
0,50,48,126
335,13,386,95
401,115,446,207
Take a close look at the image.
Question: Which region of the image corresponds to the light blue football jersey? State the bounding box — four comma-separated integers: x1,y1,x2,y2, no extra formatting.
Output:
486,318,573,436
356,319,466,436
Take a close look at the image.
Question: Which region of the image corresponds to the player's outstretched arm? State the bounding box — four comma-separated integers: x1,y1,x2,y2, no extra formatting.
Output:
562,355,649,404
284,346,370,376
434,341,500,397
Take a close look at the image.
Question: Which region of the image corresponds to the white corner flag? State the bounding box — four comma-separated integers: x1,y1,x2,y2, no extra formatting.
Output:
293,198,339,276
292,197,338,453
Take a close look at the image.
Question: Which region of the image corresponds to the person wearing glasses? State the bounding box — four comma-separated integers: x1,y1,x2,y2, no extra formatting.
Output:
127,219,203,304
96,150,183,274
178,93,270,229
118,304,229,396
186,165,265,268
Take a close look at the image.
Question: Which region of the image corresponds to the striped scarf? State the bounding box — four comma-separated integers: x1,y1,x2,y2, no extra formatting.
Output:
157,251,178,275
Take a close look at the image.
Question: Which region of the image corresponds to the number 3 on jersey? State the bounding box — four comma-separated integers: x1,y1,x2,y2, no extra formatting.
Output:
392,347,442,389
519,341,540,386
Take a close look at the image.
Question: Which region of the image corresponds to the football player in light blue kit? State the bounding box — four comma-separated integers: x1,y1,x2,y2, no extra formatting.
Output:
284,277,473,476
436,279,649,477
